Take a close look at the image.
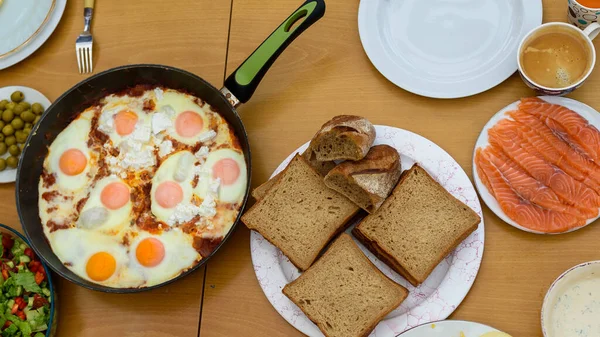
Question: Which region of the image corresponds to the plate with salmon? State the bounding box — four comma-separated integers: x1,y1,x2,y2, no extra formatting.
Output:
473,97,600,234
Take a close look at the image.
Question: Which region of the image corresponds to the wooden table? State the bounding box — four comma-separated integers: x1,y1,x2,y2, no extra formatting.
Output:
1,0,600,336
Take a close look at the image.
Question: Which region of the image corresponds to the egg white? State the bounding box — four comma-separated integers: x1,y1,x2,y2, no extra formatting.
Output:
195,149,247,204
151,151,197,223
125,229,200,287
155,91,209,145
78,175,133,237
97,102,152,147
46,109,94,192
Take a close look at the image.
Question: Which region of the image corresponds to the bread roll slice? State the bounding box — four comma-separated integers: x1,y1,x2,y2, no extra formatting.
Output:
242,155,359,270
324,145,401,213
309,115,376,161
283,233,408,337
353,164,480,286
251,148,335,200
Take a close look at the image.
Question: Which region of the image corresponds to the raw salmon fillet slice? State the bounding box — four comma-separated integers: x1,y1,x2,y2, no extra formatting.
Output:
475,149,585,233
482,146,588,219
509,110,600,189
519,97,600,163
488,127,600,214
494,118,600,195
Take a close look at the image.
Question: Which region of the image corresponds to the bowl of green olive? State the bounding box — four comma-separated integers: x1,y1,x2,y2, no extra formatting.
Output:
0,87,50,183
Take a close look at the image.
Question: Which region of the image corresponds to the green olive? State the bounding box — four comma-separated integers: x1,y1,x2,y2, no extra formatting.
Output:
0,121,5,130
2,109,14,123
14,131,27,144
0,158,6,172
0,143,6,156
0,134,4,142
18,143,24,151
31,103,44,115
6,156,18,169
10,91,24,103
11,118,23,130
13,105,25,114
4,136,15,146
24,122,32,129
21,111,35,123
0,100,8,110
33,116,40,124
17,102,30,110
2,125,14,136
5,102,16,111
8,144,20,156
23,128,31,136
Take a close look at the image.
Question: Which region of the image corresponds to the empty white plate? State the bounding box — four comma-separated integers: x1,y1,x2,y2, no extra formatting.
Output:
358,0,542,98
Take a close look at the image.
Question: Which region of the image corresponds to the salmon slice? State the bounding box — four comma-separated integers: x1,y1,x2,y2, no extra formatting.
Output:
488,127,600,214
509,110,600,188
482,146,588,219
493,118,600,194
519,97,600,162
475,149,585,233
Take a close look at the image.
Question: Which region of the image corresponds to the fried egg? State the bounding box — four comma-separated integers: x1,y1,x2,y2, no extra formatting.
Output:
151,151,197,223
97,101,152,146
125,229,200,286
154,91,210,145
46,109,94,192
195,149,247,204
77,175,132,237
48,228,131,285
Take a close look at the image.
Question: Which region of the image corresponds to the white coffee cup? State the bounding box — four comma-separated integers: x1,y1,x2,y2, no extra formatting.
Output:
517,22,600,95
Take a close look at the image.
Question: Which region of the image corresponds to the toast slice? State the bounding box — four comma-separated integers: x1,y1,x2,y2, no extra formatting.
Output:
251,148,335,201
324,145,401,213
283,234,408,337
310,115,376,161
242,155,359,270
353,164,480,286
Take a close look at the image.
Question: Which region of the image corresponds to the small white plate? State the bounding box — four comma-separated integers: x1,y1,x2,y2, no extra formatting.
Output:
358,0,542,98
251,126,485,337
0,0,66,70
399,320,507,337
0,86,51,183
472,97,600,234
541,261,600,337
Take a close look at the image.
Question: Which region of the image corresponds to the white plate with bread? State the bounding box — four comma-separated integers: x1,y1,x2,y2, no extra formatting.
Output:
244,116,485,337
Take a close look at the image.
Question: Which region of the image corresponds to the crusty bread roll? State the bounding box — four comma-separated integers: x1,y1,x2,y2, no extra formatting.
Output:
309,115,376,161
324,145,401,213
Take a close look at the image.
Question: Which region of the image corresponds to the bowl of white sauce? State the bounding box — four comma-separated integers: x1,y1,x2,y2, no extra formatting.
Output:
542,261,600,337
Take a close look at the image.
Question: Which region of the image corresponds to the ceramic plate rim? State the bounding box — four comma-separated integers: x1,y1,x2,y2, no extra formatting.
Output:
0,0,66,70
472,96,600,234
0,86,52,183
0,0,56,58
250,125,485,337
398,319,503,336
357,0,543,99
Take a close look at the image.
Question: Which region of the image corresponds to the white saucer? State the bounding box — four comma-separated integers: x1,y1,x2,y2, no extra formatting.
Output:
358,0,542,98
398,320,507,337
0,0,66,70
0,86,52,183
472,96,600,234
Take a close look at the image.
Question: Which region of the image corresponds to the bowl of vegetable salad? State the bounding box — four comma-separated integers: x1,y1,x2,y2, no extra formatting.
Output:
0,224,55,337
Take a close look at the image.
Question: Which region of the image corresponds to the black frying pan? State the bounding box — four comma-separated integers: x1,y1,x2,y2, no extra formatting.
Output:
16,0,325,293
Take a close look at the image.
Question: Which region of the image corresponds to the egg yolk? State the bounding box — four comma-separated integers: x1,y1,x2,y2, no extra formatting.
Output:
114,110,138,136
59,149,87,176
136,238,165,267
155,181,184,208
175,111,203,137
212,158,240,185
100,182,130,210
86,252,116,281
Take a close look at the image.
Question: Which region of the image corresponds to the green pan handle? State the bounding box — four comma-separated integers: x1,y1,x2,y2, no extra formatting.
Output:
223,0,325,105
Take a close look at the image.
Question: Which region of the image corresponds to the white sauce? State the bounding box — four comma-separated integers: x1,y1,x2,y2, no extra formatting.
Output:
548,274,600,337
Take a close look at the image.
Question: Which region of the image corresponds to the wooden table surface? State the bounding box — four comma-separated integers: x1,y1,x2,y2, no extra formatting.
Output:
1,0,599,336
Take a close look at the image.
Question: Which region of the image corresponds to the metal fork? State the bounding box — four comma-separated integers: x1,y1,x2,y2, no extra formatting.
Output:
76,0,95,74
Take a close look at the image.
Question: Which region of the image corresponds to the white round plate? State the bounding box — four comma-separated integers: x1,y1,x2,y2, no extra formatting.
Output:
358,0,542,98
251,126,485,337
0,0,66,70
472,96,600,234
398,320,506,337
0,86,51,183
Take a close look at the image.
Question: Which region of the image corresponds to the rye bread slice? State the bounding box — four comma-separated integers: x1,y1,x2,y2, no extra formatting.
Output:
242,155,359,270
283,234,408,337
353,164,480,286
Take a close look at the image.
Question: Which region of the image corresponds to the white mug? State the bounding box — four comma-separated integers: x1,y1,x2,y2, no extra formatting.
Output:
517,22,600,95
